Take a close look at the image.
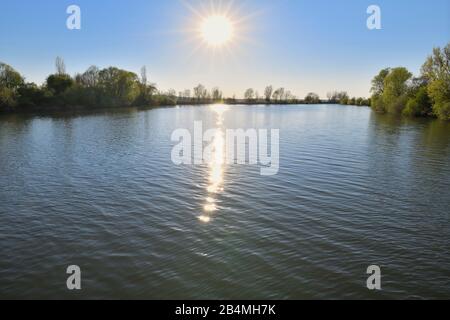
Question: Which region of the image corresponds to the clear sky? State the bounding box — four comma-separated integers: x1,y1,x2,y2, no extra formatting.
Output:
1,0,449,98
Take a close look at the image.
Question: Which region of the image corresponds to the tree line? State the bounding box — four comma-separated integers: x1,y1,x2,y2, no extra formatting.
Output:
1,43,448,118
0,59,177,111
326,91,370,107
238,87,369,106
370,43,450,120
0,57,370,112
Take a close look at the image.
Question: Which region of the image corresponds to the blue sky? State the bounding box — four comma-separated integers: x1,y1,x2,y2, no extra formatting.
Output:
1,0,449,98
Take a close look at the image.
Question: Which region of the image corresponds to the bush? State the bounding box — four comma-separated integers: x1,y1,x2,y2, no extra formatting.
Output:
150,94,177,106
403,86,432,117
0,87,17,110
371,95,385,113
46,74,74,95
17,83,51,108
433,102,450,120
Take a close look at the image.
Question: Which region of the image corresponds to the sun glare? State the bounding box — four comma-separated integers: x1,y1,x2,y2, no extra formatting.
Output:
179,0,262,59
200,15,234,47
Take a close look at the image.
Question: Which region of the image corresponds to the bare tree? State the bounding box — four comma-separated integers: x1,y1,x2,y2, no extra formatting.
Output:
167,89,177,100
327,91,348,103
264,85,273,102
244,88,255,101
140,66,147,86
273,87,285,101
211,87,222,101
194,84,207,100
327,91,349,104
137,65,157,101
285,90,294,101
55,56,66,75
327,91,335,103
79,66,99,87
278,88,285,101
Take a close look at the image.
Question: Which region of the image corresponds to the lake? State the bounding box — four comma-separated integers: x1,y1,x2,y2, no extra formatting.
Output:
0,104,449,299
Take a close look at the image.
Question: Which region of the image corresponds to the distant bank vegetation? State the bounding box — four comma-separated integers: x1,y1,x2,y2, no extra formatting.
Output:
1,43,448,120
0,59,368,112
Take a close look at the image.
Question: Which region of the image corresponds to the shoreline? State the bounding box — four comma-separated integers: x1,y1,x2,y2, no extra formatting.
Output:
0,101,368,117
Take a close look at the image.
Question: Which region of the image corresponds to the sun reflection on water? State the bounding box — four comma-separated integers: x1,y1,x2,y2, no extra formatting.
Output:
198,104,229,223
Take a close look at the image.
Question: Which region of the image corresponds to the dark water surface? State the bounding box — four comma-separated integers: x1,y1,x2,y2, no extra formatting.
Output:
1,104,449,299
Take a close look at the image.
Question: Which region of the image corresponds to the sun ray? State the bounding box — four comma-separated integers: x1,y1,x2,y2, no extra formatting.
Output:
223,0,237,17
179,0,206,19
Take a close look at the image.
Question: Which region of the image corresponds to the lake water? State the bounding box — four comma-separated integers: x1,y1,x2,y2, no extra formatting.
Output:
1,104,449,299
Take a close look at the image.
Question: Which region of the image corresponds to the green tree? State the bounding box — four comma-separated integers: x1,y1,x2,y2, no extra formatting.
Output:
44,57,75,103
97,67,140,106
383,67,412,114
371,68,390,96
46,74,74,96
403,86,432,117
0,63,24,89
371,67,412,114
370,68,390,113
0,63,24,109
17,83,50,108
421,43,450,120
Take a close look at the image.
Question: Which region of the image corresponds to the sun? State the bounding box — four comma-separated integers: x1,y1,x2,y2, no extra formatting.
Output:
200,15,234,47
179,0,261,58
